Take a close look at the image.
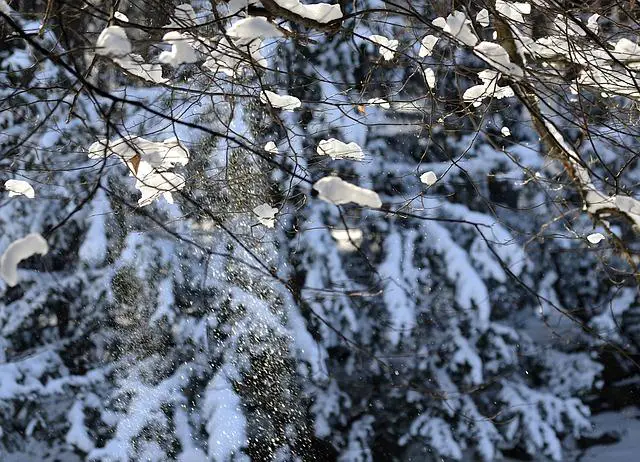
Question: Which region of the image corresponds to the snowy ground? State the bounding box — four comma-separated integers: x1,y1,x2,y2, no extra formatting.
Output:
578,406,640,461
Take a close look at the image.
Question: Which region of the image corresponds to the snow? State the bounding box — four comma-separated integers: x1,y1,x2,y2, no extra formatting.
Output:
113,53,166,83
204,372,247,461
253,203,278,228
476,8,490,27
114,11,129,22
419,35,438,57
88,136,189,169
501,126,511,136
463,70,515,106
367,97,390,109
0,233,48,287
88,136,189,206
260,90,301,111
227,17,282,40
369,35,398,61
316,138,365,161
165,3,198,28
423,68,436,89
95,26,131,57
330,228,363,252
581,408,640,461
264,141,279,154
432,11,478,47
78,188,110,265
4,179,34,198
587,232,605,244
495,0,531,23
158,32,198,67
587,13,600,34
272,0,342,23
474,41,523,77
420,171,438,186
313,176,382,208
134,162,186,207
66,400,95,452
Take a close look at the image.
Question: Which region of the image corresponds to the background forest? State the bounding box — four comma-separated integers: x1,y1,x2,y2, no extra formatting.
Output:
1,0,639,460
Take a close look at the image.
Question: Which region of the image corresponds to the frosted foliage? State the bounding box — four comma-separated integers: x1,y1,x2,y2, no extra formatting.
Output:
0,233,48,287
78,188,111,264
313,176,382,208
4,179,34,198
420,171,437,186
338,415,374,462
400,415,463,459
474,41,523,77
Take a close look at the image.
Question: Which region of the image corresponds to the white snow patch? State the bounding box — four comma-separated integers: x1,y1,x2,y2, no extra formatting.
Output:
330,228,363,252
501,126,511,136
423,68,436,89
0,233,48,287
316,138,364,161
474,41,523,77
420,171,438,186
264,141,279,154
272,0,342,23
495,0,531,23
227,17,282,40
313,176,382,208
476,8,490,27
95,26,131,57
587,232,605,244
419,35,438,57
463,70,515,107
260,90,301,111
432,11,478,46
158,32,198,66
4,179,34,198
367,98,390,109
369,35,398,60
253,203,277,228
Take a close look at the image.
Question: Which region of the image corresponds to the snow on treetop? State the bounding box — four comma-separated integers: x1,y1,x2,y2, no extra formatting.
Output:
432,11,478,47
316,139,365,161
114,11,129,22
260,90,301,111
272,0,342,23
313,176,382,208
253,203,278,228
95,26,131,57
4,179,35,198
0,233,48,287
369,35,398,61
159,32,198,67
227,17,282,41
